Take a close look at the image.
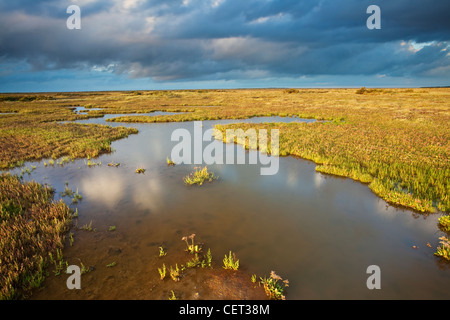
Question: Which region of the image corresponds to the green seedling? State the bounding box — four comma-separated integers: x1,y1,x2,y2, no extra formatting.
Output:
80,220,95,232
108,162,120,167
68,232,74,246
166,157,175,166
202,248,212,268
223,251,239,271
158,246,167,257
169,290,178,300
80,262,91,274
158,264,167,280
169,264,181,282
49,249,68,276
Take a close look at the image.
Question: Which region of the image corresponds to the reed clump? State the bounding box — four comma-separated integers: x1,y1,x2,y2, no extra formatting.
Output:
183,166,216,186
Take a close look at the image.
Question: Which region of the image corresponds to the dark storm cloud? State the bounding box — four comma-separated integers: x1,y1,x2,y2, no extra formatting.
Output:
0,0,448,83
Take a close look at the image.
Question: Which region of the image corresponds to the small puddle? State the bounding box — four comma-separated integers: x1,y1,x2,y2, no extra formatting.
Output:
103,111,188,121
72,106,103,114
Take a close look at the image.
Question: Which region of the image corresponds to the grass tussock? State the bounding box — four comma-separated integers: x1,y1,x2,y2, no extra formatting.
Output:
183,166,217,186
0,173,73,299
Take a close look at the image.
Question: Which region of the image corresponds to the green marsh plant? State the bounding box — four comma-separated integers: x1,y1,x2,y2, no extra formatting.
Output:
183,248,212,270
49,249,68,276
438,215,450,232
435,236,450,261
158,264,167,280
80,262,91,274
80,220,95,232
135,166,146,174
60,184,82,204
183,166,216,186
223,251,239,271
260,271,289,300
169,264,181,282
69,232,74,246
159,246,167,257
85,159,101,167
203,248,212,268
0,173,73,299
185,255,202,269
107,162,120,167
182,234,201,254
166,157,175,166
169,290,178,300
71,190,82,204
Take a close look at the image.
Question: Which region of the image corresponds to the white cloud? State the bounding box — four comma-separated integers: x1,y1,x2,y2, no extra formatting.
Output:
92,64,116,73
80,171,124,209
121,0,145,10
248,13,285,24
72,0,100,5
211,0,225,8
208,36,305,64
144,16,156,34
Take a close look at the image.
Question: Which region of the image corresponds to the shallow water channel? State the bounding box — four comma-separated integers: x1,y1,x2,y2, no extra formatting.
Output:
11,111,450,299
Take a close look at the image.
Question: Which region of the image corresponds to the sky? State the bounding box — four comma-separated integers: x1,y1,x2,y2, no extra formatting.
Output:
0,0,449,92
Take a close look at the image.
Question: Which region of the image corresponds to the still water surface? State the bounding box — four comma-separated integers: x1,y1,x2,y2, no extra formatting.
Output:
12,112,449,299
